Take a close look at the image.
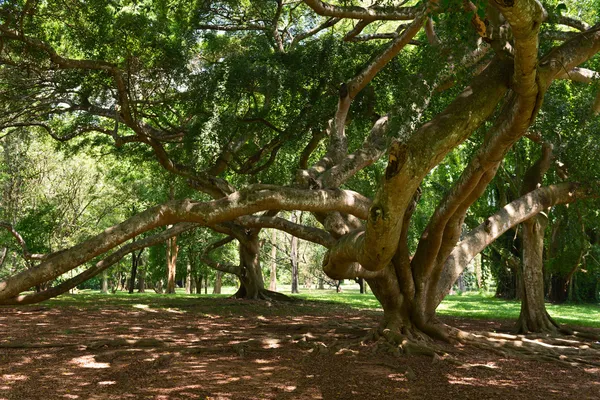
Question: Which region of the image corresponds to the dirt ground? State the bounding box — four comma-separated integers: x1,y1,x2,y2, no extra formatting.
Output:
0,297,599,400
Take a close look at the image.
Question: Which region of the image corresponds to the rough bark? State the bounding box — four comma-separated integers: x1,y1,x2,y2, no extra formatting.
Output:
185,261,193,294
213,272,222,294
166,233,179,294
128,247,142,294
233,231,266,299
101,271,109,294
290,213,299,294
137,269,146,293
515,143,559,333
516,215,560,333
269,229,277,291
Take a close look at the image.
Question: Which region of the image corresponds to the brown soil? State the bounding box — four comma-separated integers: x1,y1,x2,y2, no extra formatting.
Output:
0,297,599,400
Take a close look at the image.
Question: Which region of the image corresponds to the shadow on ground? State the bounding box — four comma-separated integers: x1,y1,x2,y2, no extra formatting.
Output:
0,297,598,399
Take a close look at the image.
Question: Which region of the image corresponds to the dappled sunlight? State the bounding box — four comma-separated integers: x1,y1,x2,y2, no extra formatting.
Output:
1,294,598,399
70,355,110,369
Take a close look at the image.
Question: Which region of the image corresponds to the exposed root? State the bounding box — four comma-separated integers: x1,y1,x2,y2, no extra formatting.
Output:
0,342,77,349
231,287,294,302
452,329,600,368
359,322,450,360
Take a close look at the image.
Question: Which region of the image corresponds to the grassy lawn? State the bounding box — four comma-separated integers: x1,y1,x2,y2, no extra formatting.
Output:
33,287,600,329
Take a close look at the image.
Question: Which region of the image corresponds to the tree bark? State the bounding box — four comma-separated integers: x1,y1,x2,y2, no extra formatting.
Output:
290,213,299,294
515,215,560,333
185,260,193,294
357,277,364,294
128,247,138,294
137,269,146,293
213,271,222,294
0,247,7,268
233,230,266,299
515,143,560,333
269,229,277,291
166,233,179,294
195,276,202,294
101,271,109,294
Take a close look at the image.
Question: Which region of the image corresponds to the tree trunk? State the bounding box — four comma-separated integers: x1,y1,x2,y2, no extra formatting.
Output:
185,261,192,294
515,143,561,334
101,271,109,294
0,247,7,268
166,233,179,294
154,279,164,294
356,277,364,294
137,269,146,293
213,271,222,294
515,215,559,333
233,230,268,299
190,273,196,294
474,254,482,290
128,247,138,294
269,229,277,291
195,275,202,294
290,213,299,294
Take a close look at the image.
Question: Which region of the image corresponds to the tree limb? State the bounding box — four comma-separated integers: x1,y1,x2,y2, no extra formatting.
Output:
436,181,600,307
0,223,198,305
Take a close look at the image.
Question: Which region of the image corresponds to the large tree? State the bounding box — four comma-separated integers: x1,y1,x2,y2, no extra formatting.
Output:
1,0,600,342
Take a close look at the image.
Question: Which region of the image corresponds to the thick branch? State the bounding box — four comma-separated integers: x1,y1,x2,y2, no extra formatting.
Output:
343,58,511,272
0,223,197,305
238,215,335,248
302,0,419,21
436,181,599,307
0,187,370,300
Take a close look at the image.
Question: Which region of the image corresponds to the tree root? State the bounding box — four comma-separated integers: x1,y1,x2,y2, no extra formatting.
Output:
452,329,600,368
361,320,600,369
0,342,77,349
360,324,449,360
231,287,294,302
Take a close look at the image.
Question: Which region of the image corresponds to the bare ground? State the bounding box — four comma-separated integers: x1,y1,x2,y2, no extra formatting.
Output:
0,297,599,400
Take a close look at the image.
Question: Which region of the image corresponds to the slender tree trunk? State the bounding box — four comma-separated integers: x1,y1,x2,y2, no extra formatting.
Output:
356,277,364,294
128,247,138,294
166,186,178,294
474,254,482,290
101,271,109,294
290,213,299,294
166,233,179,294
213,271,222,294
269,229,277,291
190,274,196,294
195,275,202,294
516,215,559,333
204,276,208,294
137,269,145,293
185,261,192,294
154,279,164,294
0,247,7,268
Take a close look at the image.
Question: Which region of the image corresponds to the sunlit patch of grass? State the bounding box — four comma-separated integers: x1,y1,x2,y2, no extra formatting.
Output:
296,291,600,328
13,288,600,329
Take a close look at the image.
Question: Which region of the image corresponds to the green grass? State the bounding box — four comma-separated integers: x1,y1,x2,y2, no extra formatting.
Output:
21,287,600,329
